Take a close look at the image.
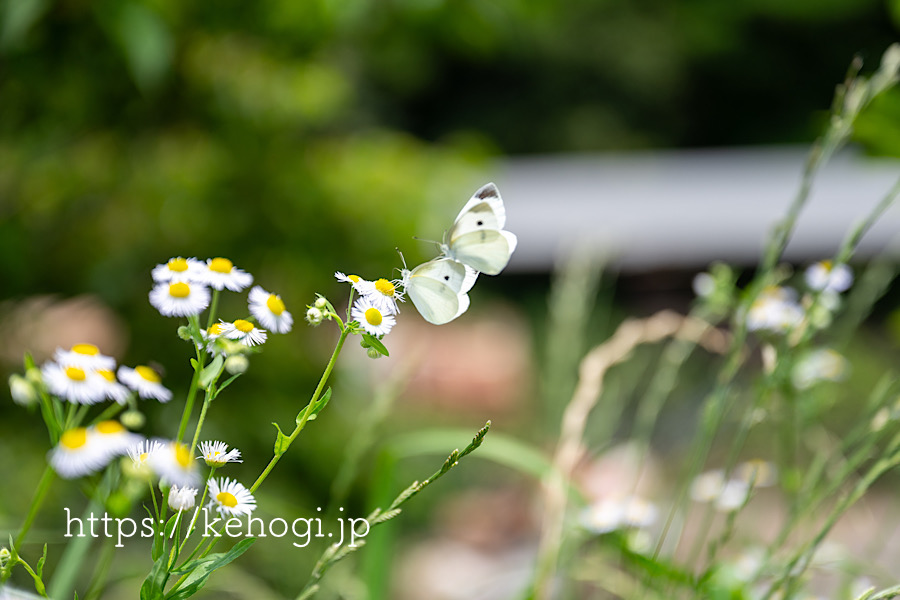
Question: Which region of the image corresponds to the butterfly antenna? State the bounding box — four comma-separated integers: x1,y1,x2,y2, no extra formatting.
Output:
412,235,442,250
396,248,408,271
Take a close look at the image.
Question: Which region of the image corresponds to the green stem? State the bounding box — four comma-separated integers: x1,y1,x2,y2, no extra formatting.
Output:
251,327,349,493
206,289,221,330
88,402,125,426
14,465,56,548
169,324,351,596
189,389,214,454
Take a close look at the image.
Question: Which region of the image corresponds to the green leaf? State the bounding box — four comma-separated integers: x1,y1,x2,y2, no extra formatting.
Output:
212,372,241,399
140,552,170,600
198,355,224,390
310,387,332,417
151,513,180,561
0,0,50,49
36,543,47,577
164,539,255,600
362,333,389,357
272,423,290,455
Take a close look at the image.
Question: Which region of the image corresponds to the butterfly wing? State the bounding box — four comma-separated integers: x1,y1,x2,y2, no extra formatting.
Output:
446,183,515,275
404,258,471,325
447,230,518,275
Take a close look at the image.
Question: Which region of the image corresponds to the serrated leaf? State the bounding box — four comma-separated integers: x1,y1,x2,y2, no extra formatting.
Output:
272,423,290,455
198,355,224,390
296,584,320,600
372,508,402,524
362,333,389,357
164,538,255,600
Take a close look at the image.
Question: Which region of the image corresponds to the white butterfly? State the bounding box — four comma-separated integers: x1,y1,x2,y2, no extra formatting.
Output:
402,183,517,325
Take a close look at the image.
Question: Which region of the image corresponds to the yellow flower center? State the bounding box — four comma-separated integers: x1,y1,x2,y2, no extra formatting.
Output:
65,366,87,382
60,428,88,450
168,258,189,272
136,366,161,383
348,274,360,283
364,308,383,326
821,260,833,272
72,343,99,356
216,491,238,508
266,294,285,315
97,369,116,382
95,420,125,435
209,258,233,274
374,279,395,297
208,323,224,335
234,319,254,333
174,443,192,468
169,282,191,298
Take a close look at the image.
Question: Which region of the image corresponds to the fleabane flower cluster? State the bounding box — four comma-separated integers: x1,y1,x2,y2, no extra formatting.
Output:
39,343,167,407
149,257,294,356
50,420,143,479
745,286,804,334
334,271,403,338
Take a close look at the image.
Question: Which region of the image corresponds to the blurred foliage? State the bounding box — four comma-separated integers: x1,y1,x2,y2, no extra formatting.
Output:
0,0,899,597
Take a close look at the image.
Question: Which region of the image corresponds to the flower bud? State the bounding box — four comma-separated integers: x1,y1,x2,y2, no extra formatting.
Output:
224,355,249,375
306,307,323,326
314,297,328,309
0,546,11,568
120,410,146,430
366,347,382,360
168,485,198,511
9,374,37,407
25,366,43,385
177,325,193,341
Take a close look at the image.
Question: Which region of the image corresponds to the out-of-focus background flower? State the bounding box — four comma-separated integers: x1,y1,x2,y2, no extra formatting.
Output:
2,1,900,598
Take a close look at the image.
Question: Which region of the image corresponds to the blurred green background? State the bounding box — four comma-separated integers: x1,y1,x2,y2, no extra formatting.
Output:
2,0,900,598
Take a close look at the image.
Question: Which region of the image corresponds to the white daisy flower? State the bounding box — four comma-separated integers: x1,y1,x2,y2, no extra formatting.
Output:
714,479,751,512
92,420,143,459
334,272,371,294
197,440,243,467
152,257,204,283
0,585,45,599
219,319,267,346
168,485,198,511
351,298,396,337
149,279,211,318
91,369,131,404
199,258,253,292
734,460,778,488
53,343,116,370
357,277,403,315
127,439,163,470
41,362,105,405
49,427,110,478
148,441,201,488
690,469,726,503
805,260,853,293
691,468,753,512
248,286,293,333
792,348,849,390
745,286,804,333
207,477,256,518
117,365,173,403
199,323,227,355
580,496,658,535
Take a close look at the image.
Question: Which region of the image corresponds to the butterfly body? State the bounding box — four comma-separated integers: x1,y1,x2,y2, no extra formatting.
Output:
403,183,516,324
